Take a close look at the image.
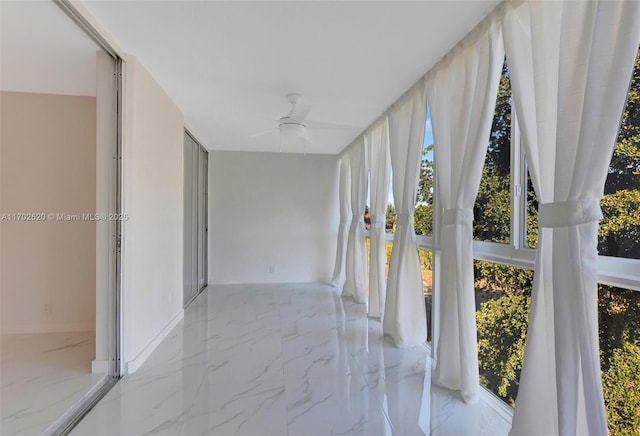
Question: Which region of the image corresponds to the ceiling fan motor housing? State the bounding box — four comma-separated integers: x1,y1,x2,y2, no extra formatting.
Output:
279,119,307,138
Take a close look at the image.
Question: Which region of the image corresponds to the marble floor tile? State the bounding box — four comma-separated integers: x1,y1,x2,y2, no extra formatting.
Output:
285,374,391,436
71,372,199,436
181,379,287,436
67,283,513,435
204,328,284,386
1,332,105,436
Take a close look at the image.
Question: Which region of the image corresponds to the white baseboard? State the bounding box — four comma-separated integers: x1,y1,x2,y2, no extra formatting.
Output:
125,309,184,374
91,359,109,374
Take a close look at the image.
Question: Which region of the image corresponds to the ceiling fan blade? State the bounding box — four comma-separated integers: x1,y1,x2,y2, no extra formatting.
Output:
249,128,278,138
306,120,361,131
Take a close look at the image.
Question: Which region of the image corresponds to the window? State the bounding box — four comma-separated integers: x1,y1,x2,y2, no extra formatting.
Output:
386,176,395,234
415,107,434,237
365,48,640,427
475,259,533,405
420,247,434,341
598,49,640,435
599,284,640,433
465,51,640,425
509,49,640,431
524,169,538,249
524,48,640,259
600,48,640,260
474,59,512,244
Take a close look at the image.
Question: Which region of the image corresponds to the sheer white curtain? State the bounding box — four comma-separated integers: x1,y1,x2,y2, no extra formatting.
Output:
504,2,640,434
426,17,504,403
343,136,369,303
383,85,427,347
331,154,352,287
367,118,391,319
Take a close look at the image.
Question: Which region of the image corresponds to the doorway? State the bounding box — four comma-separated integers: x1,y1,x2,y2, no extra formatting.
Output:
0,1,122,433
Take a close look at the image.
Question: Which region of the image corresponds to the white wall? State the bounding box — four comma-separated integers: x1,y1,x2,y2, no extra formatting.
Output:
209,151,339,284
1,91,96,334
121,56,184,373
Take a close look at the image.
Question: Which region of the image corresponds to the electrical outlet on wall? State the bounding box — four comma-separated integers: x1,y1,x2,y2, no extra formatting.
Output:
43,303,52,314
269,264,276,274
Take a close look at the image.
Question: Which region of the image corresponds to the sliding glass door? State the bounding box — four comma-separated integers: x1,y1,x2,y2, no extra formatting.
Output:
197,147,208,291
184,132,208,307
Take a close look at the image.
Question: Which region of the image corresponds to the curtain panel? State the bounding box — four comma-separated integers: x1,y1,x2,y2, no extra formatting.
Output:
426,16,504,404
383,85,428,347
504,2,640,434
367,118,392,319
342,136,369,303
331,154,352,287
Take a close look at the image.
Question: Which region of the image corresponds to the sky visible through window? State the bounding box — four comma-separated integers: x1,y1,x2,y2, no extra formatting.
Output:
387,108,433,205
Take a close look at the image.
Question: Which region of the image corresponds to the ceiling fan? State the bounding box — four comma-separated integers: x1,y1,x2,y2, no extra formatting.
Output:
250,93,359,152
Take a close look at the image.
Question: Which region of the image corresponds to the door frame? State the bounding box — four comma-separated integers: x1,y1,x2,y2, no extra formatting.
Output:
183,130,209,309
50,1,124,434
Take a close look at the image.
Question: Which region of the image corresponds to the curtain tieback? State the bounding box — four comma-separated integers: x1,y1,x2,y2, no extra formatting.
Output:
396,213,414,226
538,199,602,228
442,208,473,225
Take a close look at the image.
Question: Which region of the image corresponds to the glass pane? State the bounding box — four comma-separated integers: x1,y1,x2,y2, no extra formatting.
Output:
419,248,433,342
367,239,393,279
183,133,195,304
475,259,533,406
474,58,512,243
191,140,198,297
364,173,371,229
525,168,538,249
415,107,434,236
600,47,640,260
386,174,396,233
197,147,207,289
385,241,393,277
599,285,640,434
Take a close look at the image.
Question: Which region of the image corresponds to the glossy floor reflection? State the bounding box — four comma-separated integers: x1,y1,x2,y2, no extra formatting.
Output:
72,283,512,435
1,331,105,435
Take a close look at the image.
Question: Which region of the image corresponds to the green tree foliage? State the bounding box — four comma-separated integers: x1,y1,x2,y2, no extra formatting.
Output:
364,205,371,230
606,48,640,194
599,190,640,258
414,203,433,236
485,59,512,178
417,144,434,203
596,50,640,434
414,144,434,236
474,59,511,243
525,175,539,249
476,290,530,406
385,203,396,233
418,247,433,273
599,48,640,259
474,170,510,243
598,285,640,370
602,341,640,435
474,260,533,294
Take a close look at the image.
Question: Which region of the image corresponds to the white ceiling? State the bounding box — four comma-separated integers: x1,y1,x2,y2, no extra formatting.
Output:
0,1,100,97
1,1,501,153
82,0,501,154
